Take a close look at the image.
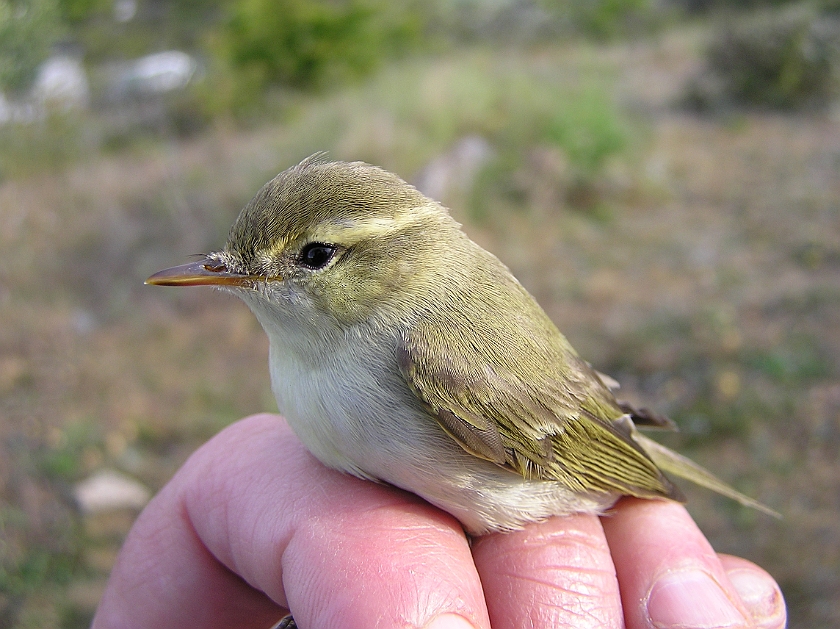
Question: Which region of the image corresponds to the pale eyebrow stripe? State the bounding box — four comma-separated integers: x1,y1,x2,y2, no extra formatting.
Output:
308,204,442,243
261,202,444,259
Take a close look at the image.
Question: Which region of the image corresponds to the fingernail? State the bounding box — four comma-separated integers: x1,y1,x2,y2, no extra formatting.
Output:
727,568,787,629
423,613,477,629
647,569,749,628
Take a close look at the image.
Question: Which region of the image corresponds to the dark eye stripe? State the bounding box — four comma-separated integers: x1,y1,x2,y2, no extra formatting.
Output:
299,243,336,269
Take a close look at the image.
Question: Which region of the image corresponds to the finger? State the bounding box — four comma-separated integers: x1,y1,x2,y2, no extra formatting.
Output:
91,436,283,629
93,414,490,629
718,554,786,629
602,497,755,629
471,513,623,629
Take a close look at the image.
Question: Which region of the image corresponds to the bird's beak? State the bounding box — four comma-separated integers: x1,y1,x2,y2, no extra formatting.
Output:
145,260,259,287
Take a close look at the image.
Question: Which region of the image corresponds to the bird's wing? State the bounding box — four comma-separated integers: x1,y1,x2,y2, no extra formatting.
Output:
396,315,682,501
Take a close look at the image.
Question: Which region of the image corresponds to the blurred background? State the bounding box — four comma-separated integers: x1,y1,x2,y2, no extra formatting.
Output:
1,0,839,626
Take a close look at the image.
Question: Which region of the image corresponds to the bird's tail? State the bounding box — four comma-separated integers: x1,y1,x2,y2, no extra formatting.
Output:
634,433,781,518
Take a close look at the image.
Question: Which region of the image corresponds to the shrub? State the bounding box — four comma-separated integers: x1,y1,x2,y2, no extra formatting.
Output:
541,86,628,177
687,6,840,110
219,0,424,91
0,0,64,94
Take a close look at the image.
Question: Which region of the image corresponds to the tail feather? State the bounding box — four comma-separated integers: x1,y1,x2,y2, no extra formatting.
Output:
634,433,781,518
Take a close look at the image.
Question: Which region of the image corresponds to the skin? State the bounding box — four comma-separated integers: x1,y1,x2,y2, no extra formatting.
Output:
91,414,786,629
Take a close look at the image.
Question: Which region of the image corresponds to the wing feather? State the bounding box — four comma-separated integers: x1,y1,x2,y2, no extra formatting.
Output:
396,270,681,502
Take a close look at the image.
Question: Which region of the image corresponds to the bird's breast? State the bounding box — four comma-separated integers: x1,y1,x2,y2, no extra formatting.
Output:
265,327,424,479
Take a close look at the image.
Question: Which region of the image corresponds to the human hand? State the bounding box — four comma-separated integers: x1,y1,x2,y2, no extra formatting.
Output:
92,414,786,629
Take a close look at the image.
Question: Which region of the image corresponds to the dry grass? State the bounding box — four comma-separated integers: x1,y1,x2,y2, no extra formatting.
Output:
1,32,839,628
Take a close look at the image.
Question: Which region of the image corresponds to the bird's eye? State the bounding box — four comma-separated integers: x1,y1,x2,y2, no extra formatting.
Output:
299,243,337,269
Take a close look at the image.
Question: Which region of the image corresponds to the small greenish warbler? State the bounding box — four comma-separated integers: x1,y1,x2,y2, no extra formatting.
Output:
147,155,777,534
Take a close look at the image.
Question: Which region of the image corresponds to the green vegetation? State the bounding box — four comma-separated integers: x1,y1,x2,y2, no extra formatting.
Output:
1,440,87,629
541,0,655,39
687,4,840,109
0,0,63,94
0,46,634,207
220,0,424,90
0,113,93,179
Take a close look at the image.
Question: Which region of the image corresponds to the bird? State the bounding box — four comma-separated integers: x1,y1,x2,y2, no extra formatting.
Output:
147,154,777,535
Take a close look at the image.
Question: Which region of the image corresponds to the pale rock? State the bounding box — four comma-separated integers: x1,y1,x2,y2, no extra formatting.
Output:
74,469,151,514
